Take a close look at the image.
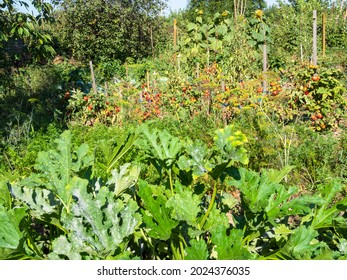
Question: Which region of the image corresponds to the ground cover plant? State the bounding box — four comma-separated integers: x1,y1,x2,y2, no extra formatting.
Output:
0,0,346,260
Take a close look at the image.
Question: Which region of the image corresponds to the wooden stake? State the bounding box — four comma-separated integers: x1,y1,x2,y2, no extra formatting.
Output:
262,24,267,93
173,18,177,50
150,26,154,58
146,71,150,92
262,43,267,93
322,13,326,56
221,79,225,92
89,61,97,93
313,10,317,66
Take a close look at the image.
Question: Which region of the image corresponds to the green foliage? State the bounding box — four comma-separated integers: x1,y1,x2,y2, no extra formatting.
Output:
106,163,141,197
53,0,168,62
0,0,55,77
49,184,141,259
166,188,201,226
1,0,347,262
1,122,347,260
0,206,26,249
211,225,256,259
185,239,209,260
99,130,138,174
138,181,178,241
228,167,324,225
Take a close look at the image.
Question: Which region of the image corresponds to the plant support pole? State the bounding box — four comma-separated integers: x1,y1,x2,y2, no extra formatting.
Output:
89,61,97,93
322,13,326,56
313,10,317,66
262,24,267,93
173,18,177,50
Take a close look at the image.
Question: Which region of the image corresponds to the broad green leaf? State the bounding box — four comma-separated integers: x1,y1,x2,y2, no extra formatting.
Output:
229,168,277,213
0,180,11,208
311,180,347,229
177,139,212,179
229,168,323,222
33,130,93,210
215,24,228,36
185,239,208,260
221,192,239,209
166,189,201,226
337,239,347,255
211,224,255,260
107,163,140,196
136,125,182,170
262,165,294,184
0,206,26,249
61,182,141,258
203,207,229,232
278,225,325,259
273,224,292,242
138,181,178,240
9,183,59,218
48,236,81,260
187,22,196,32
99,130,137,173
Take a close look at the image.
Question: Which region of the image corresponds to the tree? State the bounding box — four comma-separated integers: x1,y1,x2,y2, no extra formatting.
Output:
0,0,55,64
0,0,55,93
52,0,168,62
186,0,267,19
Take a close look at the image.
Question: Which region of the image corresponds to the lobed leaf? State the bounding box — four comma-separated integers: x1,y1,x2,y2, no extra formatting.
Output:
106,163,141,196
185,239,208,260
0,206,26,250
166,189,201,226
211,224,255,260
138,181,178,240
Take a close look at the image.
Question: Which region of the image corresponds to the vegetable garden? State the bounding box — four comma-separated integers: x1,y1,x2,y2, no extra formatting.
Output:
0,0,347,260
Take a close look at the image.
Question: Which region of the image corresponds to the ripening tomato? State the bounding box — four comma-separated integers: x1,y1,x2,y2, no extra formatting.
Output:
312,75,320,82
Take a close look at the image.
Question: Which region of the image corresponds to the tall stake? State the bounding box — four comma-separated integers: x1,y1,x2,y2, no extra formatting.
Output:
262,24,267,93
150,26,154,58
174,18,178,70
173,18,177,50
146,71,150,92
312,10,317,66
262,43,267,93
89,61,97,94
322,13,326,56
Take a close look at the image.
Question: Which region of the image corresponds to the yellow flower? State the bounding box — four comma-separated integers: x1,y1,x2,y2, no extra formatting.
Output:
222,11,229,17
255,10,264,19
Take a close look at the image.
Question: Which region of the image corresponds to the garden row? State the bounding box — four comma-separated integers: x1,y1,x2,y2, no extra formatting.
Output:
0,123,346,260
